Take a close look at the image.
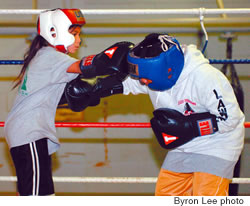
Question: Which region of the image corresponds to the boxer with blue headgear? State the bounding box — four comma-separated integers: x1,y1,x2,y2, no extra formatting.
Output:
59,32,244,196
127,33,184,91
124,33,243,196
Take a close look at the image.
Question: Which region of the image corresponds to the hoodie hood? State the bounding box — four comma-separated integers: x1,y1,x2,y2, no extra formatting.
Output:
174,44,210,86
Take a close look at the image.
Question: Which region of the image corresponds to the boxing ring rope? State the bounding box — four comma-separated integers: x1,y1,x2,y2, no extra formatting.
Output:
0,8,250,15
0,176,249,184
0,122,249,128
1,59,250,65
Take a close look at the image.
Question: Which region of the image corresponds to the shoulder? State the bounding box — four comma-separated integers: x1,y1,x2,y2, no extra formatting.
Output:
197,64,227,82
182,45,227,83
122,76,149,94
34,46,78,65
37,47,68,59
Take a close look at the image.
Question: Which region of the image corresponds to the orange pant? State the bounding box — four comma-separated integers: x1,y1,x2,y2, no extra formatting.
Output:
155,169,230,196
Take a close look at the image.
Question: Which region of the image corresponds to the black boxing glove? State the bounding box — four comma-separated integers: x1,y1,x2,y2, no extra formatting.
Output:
91,74,124,98
64,73,124,112
64,75,101,112
80,41,134,78
150,108,218,149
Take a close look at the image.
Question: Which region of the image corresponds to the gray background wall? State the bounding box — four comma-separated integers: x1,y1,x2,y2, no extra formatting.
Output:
0,0,249,195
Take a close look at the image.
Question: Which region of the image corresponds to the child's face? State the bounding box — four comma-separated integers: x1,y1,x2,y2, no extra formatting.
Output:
67,26,81,54
129,64,153,86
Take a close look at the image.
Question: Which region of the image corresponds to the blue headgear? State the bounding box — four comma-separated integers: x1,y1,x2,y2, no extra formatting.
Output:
127,33,184,91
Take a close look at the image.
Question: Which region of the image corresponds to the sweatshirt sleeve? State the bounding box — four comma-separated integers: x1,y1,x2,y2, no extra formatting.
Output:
122,76,149,95
198,65,245,133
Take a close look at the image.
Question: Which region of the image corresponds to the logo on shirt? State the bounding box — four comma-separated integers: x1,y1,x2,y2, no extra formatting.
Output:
184,103,195,116
213,89,228,121
19,67,29,96
178,99,196,106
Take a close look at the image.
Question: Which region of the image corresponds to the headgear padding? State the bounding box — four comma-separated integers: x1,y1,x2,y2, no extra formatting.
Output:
127,33,184,91
37,9,85,53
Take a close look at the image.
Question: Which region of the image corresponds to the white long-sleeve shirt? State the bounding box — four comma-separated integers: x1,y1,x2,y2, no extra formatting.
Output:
122,45,245,178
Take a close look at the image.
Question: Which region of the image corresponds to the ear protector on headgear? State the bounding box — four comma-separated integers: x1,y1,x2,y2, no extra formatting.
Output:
37,8,85,53
127,33,184,91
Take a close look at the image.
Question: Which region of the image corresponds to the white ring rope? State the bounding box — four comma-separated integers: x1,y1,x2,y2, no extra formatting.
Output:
0,176,249,184
0,8,250,15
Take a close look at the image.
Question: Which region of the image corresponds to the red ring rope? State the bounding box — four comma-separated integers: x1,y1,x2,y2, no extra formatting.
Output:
0,122,249,128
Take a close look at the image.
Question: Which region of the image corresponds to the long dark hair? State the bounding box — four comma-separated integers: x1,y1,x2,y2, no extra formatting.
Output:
12,35,49,89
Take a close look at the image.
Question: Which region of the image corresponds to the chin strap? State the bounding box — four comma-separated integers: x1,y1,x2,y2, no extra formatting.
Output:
55,45,67,53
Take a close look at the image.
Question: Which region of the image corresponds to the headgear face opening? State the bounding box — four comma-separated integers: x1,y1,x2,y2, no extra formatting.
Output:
37,8,85,53
127,33,184,91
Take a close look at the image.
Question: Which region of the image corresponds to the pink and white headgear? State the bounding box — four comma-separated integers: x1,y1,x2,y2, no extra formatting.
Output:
37,8,85,53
